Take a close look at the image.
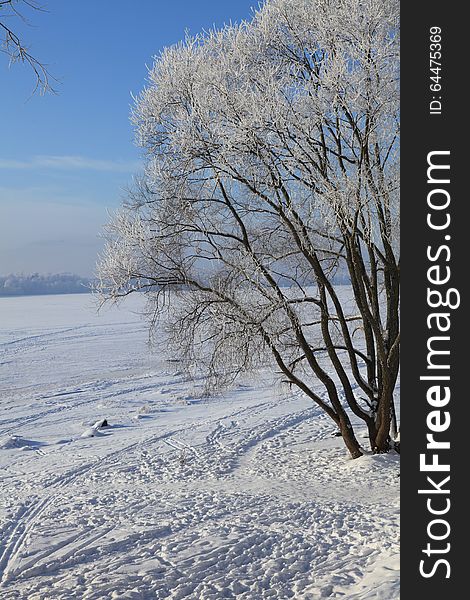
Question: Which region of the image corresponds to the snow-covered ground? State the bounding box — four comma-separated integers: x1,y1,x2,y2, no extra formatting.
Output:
0,294,399,599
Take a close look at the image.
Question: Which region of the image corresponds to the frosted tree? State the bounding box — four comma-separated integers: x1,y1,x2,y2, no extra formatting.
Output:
96,0,399,458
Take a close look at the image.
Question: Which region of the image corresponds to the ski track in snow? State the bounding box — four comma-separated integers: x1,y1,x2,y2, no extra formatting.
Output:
0,294,399,599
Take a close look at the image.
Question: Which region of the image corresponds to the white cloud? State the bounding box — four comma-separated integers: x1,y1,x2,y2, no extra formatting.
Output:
0,155,140,173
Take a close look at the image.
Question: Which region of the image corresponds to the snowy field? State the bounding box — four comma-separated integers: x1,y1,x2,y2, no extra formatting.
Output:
0,294,399,599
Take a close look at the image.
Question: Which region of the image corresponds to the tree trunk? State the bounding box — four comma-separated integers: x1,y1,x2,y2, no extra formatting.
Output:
339,418,363,459
373,386,393,453
374,426,391,453
367,420,378,451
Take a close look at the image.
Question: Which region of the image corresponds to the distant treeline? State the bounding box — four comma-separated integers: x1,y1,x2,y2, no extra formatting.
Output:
0,273,91,297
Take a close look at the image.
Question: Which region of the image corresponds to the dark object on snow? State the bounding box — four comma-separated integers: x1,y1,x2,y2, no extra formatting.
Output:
333,430,342,437
99,419,109,427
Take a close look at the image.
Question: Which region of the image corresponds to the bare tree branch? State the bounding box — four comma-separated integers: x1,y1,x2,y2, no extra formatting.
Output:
0,0,56,94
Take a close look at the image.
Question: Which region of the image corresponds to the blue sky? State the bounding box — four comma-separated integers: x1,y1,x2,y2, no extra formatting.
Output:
0,0,256,276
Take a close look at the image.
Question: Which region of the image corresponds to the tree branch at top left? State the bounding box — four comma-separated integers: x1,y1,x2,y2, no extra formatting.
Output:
0,0,56,94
